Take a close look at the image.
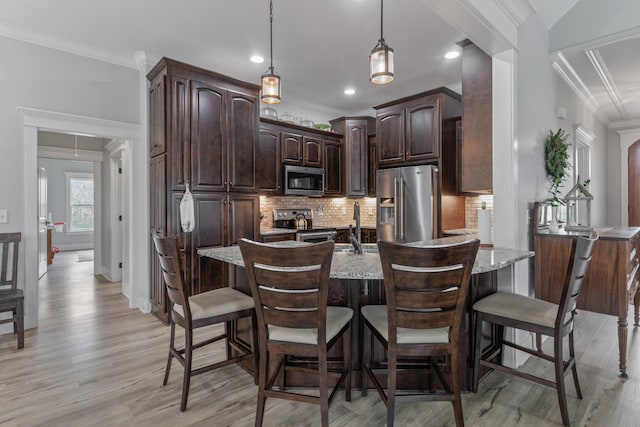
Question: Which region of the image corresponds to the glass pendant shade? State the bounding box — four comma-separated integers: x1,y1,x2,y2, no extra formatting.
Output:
261,0,281,105
261,68,281,105
370,41,394,84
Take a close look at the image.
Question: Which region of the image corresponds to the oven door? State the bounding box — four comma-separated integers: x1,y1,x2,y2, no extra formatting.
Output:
296,230,336,243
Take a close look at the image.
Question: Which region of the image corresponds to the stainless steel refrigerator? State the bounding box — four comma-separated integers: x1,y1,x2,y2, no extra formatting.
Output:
376,164,439,243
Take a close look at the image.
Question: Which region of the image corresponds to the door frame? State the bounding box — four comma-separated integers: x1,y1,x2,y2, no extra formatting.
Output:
106,139,127,283
19,107,145,329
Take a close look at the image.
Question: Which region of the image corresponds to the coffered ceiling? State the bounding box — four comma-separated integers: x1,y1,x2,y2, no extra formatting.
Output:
0,0,637,124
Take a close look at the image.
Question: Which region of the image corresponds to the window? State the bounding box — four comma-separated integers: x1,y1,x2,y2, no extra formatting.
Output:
66,172,94,233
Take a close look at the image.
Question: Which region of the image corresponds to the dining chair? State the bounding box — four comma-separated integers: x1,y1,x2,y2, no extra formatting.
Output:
239,238,352,427
472,231,598,426
0,232,24,350
361,238,480,427
152,234,258,412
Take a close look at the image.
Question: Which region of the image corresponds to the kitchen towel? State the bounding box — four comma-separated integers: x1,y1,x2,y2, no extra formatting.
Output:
180,183,194,233
477,208,491,245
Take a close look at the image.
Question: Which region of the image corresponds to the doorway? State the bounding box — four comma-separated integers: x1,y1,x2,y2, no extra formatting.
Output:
19,107,144,330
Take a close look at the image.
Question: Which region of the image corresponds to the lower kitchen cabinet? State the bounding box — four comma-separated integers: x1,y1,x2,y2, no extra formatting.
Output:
261,232,296,243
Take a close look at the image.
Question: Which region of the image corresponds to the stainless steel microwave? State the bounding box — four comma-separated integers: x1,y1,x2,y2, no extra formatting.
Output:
283,165,325,196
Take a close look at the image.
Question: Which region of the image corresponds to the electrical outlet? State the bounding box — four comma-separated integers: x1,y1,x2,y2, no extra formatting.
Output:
368,207,373,215
342,207,347,214
0,209,7,223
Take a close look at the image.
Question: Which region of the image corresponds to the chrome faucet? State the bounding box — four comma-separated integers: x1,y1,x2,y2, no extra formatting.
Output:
349,202,362,254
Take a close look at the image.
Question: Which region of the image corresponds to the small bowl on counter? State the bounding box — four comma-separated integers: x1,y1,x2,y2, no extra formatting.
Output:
300,119,315,128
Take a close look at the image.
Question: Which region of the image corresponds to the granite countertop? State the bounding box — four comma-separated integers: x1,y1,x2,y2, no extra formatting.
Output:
198,236,534,280
444,228,478,235
260,228,298,236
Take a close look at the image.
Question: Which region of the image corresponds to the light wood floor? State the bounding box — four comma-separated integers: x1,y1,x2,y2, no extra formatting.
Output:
0,254,638,426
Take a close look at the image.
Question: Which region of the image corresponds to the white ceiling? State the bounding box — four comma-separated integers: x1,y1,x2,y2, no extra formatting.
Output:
0,0,637,124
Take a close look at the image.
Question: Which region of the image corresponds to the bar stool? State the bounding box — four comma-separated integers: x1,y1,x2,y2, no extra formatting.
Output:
152,234,258,411
361,239,480,427
239,238,352,427
472,231,598,426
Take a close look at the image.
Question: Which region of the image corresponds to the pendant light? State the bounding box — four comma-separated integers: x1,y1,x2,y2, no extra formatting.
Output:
261,0,281,104
369,0,394,84
74,135,79,158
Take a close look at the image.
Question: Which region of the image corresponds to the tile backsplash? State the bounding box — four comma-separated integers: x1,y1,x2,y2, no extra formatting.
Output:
260,196,377,228
261,194,493,236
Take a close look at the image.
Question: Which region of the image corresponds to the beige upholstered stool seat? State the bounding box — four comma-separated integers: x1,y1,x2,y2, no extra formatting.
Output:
473,291,570,329
269,306,353,345
173,287,255,321
361,305,449,344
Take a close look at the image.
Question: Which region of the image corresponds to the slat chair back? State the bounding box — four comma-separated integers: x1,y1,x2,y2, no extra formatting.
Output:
240,239,334,341
152,235,191,325
556,230,598,331
378,239,480,346
0,233,20,291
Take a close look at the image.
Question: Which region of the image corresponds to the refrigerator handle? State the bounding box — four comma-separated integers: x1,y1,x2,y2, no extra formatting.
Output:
431,167,440,238
398,178,405,240
393,178,399,240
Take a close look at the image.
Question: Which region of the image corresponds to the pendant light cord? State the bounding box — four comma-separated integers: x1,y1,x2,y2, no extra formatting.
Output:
269,0,274,72
74,135,78,157
380,0,384,42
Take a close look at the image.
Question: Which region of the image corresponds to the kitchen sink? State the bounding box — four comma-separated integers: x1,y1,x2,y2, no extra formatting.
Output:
333,243,378,254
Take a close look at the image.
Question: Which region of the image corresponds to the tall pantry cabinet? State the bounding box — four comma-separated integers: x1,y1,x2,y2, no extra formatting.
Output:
147,58,260,323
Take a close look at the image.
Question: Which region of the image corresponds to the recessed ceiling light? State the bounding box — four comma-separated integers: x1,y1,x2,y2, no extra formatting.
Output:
344,88,356,95
444,51,460,59
250,55,264,64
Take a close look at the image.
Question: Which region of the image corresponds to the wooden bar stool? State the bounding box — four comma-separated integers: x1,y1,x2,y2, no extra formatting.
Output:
0,232,23,350
239,238,352,427
472,231,597,426
361,239,480,427
152,234,258,412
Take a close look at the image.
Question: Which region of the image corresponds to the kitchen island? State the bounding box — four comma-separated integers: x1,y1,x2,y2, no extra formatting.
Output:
198,237,533,390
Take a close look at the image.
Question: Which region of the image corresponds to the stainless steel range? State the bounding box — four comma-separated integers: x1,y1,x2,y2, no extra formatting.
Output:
273,208,336,243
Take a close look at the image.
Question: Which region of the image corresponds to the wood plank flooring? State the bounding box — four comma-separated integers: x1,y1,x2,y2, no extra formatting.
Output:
0,253,638,426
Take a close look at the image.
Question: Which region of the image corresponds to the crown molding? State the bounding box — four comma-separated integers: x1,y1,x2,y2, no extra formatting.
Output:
609,117,640,130
551,52,599,114
493,0,536,26
585,49,628,119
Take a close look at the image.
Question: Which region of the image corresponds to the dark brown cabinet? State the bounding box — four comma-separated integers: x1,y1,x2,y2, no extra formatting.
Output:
257,125,281,194
261,232,296,243
147,57,260,323
374,90,458,167
148,71,166,157
458,39,492,194
330,117,375,197
258,118,343,195
281,132,322,167
323,138,344,196
367,135,377,197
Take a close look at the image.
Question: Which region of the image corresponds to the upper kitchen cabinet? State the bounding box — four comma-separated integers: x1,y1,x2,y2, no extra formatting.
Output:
322,136,344,196
374,88,461,168
148,70,166,157
149,58,259,193
458,39,492,194
258,118,343,194
280,131,322,167
329,117,375,197
257,123,281,194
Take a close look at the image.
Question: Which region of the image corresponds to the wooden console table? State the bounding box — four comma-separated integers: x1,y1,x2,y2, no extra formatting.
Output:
534,227,640,377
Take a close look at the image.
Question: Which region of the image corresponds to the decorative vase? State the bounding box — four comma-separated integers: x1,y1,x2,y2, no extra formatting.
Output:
549,206,560,233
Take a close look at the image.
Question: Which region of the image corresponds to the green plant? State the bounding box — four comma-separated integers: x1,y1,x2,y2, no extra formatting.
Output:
545,128,571,206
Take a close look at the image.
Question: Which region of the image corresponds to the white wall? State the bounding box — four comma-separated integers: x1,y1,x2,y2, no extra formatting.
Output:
0,35,140,330
552,72,608,226
39,158,94,251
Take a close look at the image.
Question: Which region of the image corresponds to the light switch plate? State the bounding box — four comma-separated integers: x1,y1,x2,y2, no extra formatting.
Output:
0,209,7,223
